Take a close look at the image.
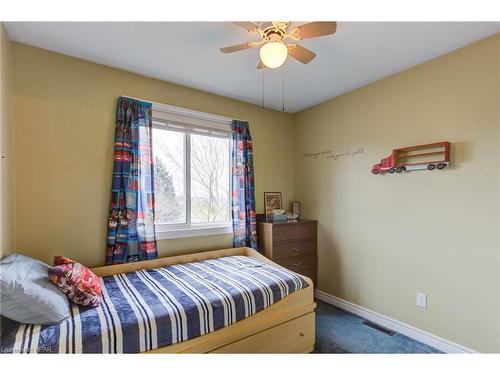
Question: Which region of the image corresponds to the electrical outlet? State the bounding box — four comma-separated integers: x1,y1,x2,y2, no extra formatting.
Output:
416,292,427,308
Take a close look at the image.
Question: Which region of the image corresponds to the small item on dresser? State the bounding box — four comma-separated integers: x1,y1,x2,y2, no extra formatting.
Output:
291,201,300,218
48,256,102,307
269,213,288,222
269,209,287,221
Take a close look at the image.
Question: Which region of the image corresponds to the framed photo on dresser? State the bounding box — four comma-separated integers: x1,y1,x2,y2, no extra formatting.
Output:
264,192,283,220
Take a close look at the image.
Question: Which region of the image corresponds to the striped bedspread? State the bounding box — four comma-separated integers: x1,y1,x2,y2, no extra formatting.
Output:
1,255,307,353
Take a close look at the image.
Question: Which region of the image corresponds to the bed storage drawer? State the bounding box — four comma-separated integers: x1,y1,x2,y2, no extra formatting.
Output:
210,313,315,353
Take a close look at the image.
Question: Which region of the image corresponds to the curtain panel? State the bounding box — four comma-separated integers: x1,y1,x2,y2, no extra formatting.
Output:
106,97,158,264
231,120,257,249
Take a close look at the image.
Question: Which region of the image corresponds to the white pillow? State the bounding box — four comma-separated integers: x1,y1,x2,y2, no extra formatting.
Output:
0,253,69,325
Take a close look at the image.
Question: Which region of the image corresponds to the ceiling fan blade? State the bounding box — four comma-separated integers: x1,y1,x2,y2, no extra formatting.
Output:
233,22,259,32
257,59,266,69
292,22,337,40
288,44,316,64
220,42,254,54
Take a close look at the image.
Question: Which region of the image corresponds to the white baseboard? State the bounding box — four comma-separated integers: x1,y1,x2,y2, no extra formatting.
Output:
314,289,477,354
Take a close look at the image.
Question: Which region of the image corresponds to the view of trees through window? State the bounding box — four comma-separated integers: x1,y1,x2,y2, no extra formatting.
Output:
153,127,230,225
190,133,229,223
153,129,185,224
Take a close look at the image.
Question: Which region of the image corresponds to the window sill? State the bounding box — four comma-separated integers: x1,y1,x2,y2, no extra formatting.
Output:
155,224,233,240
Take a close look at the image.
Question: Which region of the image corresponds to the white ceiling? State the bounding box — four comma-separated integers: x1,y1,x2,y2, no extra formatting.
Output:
5,22,500,112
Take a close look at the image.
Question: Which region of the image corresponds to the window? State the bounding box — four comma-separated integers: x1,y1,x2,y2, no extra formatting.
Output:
151,103,232,239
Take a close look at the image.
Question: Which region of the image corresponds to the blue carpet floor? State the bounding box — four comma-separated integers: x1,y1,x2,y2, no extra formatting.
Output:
314,300,443,353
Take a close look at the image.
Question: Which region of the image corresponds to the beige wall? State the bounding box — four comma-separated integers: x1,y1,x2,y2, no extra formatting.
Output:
6,31,500,352
0,23,15,258
294,34,500,352
11,43,295,267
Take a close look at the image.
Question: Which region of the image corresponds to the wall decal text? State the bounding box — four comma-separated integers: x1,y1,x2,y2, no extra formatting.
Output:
303,147,364,160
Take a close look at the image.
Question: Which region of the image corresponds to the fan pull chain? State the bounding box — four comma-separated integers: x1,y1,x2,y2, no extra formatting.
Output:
262,70,265,108
282,70,285,112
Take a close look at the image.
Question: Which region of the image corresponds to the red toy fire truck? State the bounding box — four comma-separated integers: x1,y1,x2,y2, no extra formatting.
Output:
371,141,451,175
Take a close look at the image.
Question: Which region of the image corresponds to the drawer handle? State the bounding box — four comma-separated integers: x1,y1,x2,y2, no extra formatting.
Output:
294,247,301,252
290,262,302,268
299,332,305,337
278,231,283,236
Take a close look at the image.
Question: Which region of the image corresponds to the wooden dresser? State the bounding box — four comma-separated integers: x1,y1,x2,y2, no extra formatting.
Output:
257,219,317,286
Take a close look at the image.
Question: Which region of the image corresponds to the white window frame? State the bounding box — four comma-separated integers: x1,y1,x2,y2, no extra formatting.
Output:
147,99,233,240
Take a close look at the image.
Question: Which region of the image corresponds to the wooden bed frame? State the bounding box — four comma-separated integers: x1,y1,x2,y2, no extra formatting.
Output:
91,247,316,353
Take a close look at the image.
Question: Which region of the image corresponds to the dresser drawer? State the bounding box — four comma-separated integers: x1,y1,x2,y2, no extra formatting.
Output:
273,240,316,260
272,223,315,242
276,254,317,273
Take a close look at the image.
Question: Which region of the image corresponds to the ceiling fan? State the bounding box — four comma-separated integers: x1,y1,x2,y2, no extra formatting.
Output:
220,21,337,69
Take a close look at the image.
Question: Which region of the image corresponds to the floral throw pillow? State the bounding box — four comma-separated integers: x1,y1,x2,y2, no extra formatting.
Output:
48,256,102,307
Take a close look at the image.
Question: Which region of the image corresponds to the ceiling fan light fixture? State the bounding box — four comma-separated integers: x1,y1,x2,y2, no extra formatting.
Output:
259,41,288,69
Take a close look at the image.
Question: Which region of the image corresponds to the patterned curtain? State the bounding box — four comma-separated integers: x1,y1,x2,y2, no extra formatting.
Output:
231,120,257,249
106,97,158,264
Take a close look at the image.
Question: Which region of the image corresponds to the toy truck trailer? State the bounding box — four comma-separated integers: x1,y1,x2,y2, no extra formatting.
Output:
371,141,450,175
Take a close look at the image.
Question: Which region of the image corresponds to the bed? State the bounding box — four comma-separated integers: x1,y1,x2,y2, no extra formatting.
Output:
1,247,316,354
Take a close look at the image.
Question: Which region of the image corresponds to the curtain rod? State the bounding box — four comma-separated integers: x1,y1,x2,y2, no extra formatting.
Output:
120,95,240,125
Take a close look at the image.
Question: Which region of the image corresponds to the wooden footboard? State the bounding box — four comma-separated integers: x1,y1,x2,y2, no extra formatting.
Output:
91,247,316,354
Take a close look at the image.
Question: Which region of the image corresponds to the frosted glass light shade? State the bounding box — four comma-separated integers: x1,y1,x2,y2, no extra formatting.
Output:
259,42,288,69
